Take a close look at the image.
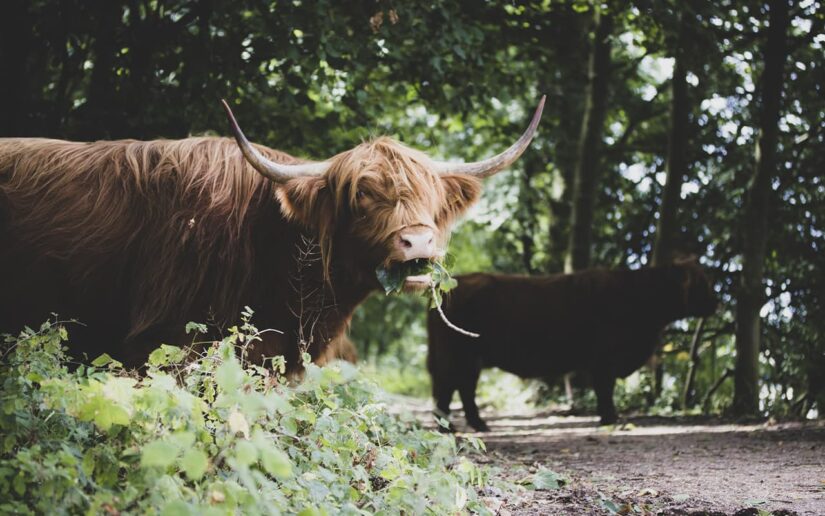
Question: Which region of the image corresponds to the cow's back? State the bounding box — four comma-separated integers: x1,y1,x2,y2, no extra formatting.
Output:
428,271,665,379
0,137,285,364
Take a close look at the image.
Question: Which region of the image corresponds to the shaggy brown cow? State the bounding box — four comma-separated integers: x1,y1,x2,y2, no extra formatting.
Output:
316,334,358,366
426,261,717,430
0,97,544,371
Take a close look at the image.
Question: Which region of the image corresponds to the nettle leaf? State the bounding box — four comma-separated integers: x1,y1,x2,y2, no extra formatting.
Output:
141,440,179,469
180,449,209,481
91,353,123,369
95,404,130,431
185,322,208,335
233,441,258,466
148,345,187,367
1,316,510,513
260,446,292,478
215,359,245,392
375,265,403,294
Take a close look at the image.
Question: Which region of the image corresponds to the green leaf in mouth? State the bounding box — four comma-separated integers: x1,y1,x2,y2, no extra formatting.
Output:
375,256,457,297
376,254,476,336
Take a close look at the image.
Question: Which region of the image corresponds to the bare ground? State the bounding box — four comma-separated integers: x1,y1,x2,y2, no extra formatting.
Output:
394,398,825,515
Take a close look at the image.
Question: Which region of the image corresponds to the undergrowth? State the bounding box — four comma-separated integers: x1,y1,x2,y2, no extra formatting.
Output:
0,317,504,515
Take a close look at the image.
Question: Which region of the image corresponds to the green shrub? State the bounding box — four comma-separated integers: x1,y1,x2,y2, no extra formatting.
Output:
0,318,499,515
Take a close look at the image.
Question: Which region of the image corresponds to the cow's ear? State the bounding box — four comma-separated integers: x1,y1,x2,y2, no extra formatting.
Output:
439,174,483,221
276,176,333,230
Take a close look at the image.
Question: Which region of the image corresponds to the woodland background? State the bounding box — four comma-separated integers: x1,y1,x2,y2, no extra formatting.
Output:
2,0,823,418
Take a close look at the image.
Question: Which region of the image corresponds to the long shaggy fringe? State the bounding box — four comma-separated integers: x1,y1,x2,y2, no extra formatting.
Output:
319,137,480,271
0,137,294,338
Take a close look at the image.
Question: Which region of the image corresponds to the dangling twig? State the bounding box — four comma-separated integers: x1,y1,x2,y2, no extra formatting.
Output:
431,284,479,338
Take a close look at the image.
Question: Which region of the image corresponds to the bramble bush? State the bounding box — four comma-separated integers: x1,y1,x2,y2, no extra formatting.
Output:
0,316,501,515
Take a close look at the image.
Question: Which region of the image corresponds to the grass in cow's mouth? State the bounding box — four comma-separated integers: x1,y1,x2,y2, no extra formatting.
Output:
376,255,478,337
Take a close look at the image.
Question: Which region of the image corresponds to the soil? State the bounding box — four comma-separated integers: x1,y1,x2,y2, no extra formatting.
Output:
395,398,825,515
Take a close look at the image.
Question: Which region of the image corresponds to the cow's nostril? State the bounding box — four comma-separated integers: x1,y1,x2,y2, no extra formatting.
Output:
400,238,412,249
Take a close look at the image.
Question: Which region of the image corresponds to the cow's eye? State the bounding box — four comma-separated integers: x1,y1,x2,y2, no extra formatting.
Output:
356,190,366,200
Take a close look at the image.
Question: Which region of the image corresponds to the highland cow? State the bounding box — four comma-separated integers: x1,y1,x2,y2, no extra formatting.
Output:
316,334,358,366
0,97,544,371
427,261,717,430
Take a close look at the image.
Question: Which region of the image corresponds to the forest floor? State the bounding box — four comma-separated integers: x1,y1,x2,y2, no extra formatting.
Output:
395,398,825,515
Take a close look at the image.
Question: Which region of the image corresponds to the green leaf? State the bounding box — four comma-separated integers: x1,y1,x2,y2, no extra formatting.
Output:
91,353,122,369
95,404,130,431
180,449,208,481
215,358,244,392
600,497,620,514
185,322,208,335
260,446,292,478
148,344,187,366
141,440,179,469
532,468,565,490
81,450,96,478
161,500,193,516
233,441,258,466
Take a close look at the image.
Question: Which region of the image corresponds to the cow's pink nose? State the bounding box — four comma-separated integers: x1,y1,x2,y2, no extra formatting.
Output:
396,229,436,261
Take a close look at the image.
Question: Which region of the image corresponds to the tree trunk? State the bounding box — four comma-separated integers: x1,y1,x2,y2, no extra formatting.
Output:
651,22,689,266
564,7,612,273
648,12,691,405
733,0,790,415
547,7,587,272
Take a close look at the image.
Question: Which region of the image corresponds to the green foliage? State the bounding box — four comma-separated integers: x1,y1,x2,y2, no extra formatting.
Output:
0,320,502,515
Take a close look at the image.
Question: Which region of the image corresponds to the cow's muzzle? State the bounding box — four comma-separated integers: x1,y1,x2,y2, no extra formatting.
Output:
394,227,436,262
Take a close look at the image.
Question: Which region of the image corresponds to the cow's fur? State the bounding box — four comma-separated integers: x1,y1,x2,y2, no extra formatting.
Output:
0,136,481,370
316,334,358,366
426,262,717,430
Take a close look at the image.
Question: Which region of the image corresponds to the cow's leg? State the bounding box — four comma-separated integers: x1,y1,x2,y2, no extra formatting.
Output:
593,373,618,425
431,374,456,432
458,366,488,432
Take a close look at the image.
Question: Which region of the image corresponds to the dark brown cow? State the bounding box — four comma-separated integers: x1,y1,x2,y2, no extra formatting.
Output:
0,98,544,371
427,261,717,430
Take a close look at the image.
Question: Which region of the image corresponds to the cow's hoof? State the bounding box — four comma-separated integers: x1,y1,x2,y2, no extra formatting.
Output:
467,419,490,432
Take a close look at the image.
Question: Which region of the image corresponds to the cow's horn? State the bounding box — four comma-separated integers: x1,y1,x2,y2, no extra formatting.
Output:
221,100,329,182
432,95,545,178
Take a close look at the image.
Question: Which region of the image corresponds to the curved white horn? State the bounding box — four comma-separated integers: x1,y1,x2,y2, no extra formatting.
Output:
221,100,329,182
433,95,545,178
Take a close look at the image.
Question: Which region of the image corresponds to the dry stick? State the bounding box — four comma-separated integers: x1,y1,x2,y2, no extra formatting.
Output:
431,284,480,338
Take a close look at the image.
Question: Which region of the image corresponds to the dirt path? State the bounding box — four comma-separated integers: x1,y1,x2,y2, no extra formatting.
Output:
393,397,825,515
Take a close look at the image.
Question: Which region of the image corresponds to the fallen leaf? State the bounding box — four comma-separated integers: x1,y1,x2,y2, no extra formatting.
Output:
638,488,659,497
